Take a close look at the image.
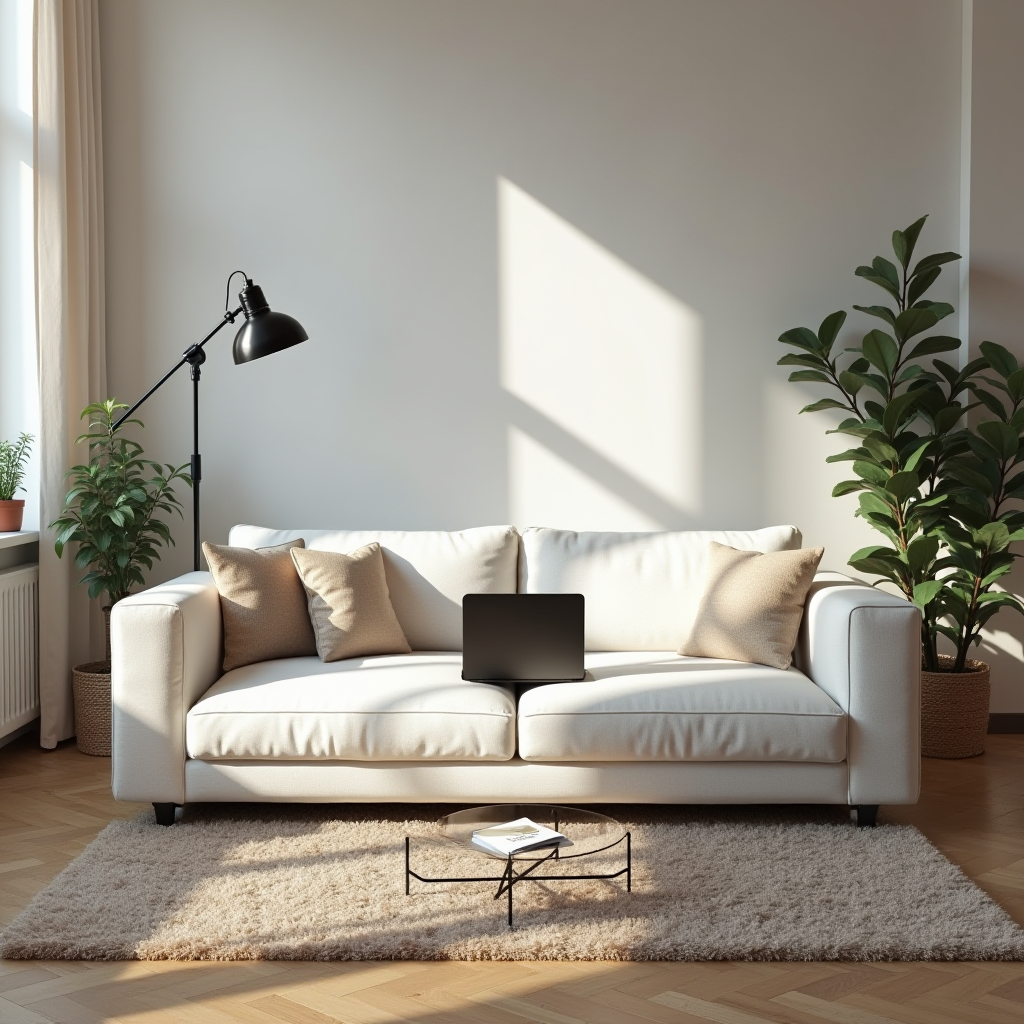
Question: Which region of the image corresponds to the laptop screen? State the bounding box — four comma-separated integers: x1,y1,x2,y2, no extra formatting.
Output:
462,593,584,682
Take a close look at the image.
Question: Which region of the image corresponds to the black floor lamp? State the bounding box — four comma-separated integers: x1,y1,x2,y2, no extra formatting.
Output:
114,271,308,571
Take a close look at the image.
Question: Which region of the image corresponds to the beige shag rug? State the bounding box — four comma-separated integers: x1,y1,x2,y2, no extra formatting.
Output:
3,804,1022,962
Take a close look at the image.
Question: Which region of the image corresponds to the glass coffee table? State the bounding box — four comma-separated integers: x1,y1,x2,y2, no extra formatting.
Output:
405,803,630,928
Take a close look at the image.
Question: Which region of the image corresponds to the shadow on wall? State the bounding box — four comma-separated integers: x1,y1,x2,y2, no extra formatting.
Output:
497,178,703,532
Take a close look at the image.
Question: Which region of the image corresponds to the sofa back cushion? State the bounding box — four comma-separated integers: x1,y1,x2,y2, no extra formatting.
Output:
228,525,519,650
518,526,802,651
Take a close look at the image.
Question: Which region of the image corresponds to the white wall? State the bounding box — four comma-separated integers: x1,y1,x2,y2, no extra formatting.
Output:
968,0,1024,711
100,2,986,675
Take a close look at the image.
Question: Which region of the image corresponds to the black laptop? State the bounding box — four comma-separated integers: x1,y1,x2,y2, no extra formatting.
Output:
462,594,585,683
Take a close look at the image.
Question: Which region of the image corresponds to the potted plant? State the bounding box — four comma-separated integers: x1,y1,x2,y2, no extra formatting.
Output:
0,433,34,532
778,216,1024,758
50,399,190,755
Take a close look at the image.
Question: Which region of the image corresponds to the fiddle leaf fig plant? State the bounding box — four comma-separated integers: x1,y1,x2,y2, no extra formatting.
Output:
778,215,1024,671
49,399,191,604
927,341,1024,670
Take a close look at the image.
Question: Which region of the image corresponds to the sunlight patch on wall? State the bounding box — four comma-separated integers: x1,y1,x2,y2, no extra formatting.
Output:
499,177,702,530
508,426,663,531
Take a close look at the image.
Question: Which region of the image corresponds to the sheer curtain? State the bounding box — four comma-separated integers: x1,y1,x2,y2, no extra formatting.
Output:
34,0,106,748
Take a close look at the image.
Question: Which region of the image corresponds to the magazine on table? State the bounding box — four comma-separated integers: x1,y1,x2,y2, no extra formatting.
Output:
470,817,573,857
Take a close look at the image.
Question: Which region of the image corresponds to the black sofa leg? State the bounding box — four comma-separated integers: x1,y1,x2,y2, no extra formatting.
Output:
854,804,879,827
153,803,177,826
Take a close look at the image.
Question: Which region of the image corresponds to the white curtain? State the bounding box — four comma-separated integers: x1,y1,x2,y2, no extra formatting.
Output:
34,0,107,748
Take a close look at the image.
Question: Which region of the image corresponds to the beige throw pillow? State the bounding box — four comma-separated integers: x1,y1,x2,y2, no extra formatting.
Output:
203,539,318,672
291,543,412,662
678,542,824,670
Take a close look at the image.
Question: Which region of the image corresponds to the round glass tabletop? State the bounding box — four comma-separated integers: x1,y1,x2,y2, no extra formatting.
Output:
435,803,626,861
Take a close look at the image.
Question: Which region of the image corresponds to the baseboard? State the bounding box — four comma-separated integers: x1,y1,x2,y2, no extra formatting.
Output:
988,713,1024,734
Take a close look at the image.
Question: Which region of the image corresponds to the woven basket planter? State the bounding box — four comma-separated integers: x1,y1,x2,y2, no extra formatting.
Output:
72,661,111,756
72,605,114,757
921,655,990,759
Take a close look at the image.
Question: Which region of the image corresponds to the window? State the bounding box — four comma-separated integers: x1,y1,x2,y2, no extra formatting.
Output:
0,0,39,528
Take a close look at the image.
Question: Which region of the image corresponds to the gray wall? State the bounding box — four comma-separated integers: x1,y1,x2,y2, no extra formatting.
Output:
104,2,1024,698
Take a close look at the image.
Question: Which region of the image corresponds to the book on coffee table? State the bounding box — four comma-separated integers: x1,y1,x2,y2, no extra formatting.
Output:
470,817,574,857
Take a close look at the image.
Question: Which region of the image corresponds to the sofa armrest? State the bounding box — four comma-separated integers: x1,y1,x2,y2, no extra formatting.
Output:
795,571,921,806
110,571,222,804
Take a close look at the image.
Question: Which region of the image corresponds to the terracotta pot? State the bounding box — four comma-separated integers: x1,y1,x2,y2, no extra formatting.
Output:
0,499,25,532
921,655,990,759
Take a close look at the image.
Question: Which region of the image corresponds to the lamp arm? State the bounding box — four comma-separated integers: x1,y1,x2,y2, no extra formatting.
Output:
112,306,244,430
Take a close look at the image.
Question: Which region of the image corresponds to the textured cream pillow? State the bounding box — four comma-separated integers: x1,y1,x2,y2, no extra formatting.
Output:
679,542,824,670
203,539,317,672
291,543,412,662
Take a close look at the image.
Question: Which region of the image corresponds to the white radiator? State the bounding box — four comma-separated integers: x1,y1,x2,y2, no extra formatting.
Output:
0,563,39,743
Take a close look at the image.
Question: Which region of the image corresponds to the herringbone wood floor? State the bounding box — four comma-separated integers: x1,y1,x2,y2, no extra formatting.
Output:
3,735,1024,1023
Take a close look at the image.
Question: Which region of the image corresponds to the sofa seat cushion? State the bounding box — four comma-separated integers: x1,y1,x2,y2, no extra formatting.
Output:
517,652,845,762
186,654,516,761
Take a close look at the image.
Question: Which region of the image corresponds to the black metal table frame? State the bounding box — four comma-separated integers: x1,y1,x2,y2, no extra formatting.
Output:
404,831,631,928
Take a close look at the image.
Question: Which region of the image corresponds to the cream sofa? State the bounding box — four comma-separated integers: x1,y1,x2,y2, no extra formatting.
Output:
110,525,921,827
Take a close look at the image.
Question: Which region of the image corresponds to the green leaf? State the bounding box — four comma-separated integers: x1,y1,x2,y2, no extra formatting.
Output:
852,460,889,485
901,215,928,267
910,251,961,278
788,370,831,384
872,256,900,291
833,480,866,497
855,266,901,303
980,564,1014,587
896,364,927,385
778,327,821,353
884,471,921,503
817,311,847,353
907,534,940,571
975,521,1012,552
861,437,900,463
892,229,908,268
894,307,939,343
913,301,954,321
977,419,1019,460
906,335,960,359
913,580,944,609
849,544,903,565
906,266,940,306
882,391,918,436
980,340,1019,378
1006,368,1024,403
800,398,849,414
945,460,995,494
904,441,933,473
852,305,897,328
838,370,865,396
862,330,899,376
973,388,1007,421
778,353,826,368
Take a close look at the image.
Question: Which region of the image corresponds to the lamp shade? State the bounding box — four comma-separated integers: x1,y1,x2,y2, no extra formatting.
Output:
232,281,308,364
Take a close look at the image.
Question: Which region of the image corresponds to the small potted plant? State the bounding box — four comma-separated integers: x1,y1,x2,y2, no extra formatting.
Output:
0,433,34,532
50,400,190,755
